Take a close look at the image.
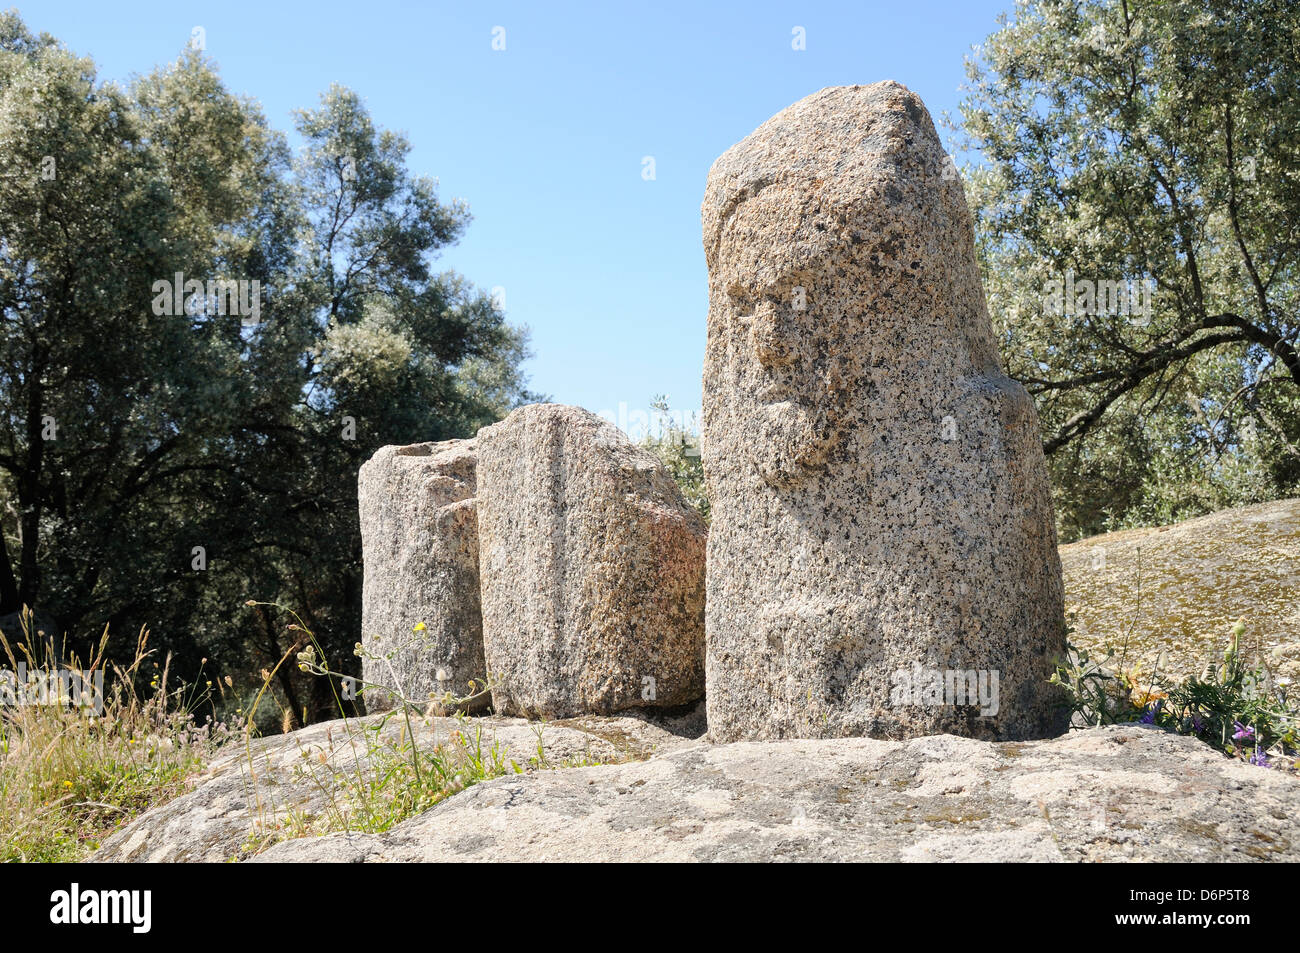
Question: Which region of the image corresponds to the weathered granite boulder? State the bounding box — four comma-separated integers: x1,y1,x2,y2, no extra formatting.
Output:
251,725,1300,862
0,608,62,654
358,439,485,712
89,708,704,863
701,82,1067,741
476,403,707,718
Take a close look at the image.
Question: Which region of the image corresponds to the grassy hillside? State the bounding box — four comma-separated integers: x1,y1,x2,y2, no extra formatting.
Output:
1060,499,1300,686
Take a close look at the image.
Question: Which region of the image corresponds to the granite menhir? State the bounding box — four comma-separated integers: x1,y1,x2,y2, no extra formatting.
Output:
476,403,706,718
358,439,486,713
701,83,1068,741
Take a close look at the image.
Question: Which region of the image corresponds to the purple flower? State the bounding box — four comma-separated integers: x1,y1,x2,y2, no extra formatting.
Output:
1233,721,1255,742
1191,713,1204,734
1140,705,1158,724
1249,748,1270,768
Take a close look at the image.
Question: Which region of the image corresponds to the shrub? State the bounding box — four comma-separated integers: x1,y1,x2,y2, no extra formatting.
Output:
640,395,708,522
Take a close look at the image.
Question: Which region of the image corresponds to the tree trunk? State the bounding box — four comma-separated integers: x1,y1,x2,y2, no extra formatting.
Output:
0,526,19,615
18,374,44,608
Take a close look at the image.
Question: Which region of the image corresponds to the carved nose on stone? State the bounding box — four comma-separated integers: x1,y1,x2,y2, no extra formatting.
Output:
750,300,797,367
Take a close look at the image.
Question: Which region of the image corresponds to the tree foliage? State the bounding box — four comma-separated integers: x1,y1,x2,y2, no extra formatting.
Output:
959,0,1300,539
0,14,537,723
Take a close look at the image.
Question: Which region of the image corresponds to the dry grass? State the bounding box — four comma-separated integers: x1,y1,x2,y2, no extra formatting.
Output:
0,610,232,861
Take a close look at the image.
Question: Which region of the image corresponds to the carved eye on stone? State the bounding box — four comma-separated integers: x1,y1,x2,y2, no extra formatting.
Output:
727,283,756,325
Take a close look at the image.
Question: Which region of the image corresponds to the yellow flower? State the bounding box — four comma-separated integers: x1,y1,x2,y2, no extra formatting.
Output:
412,622,427,632
63,780,73,788
1130,687,1168,707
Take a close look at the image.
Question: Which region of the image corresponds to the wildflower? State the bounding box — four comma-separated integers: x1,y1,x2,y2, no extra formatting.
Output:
1232,721,1255,742
1131,687,1168,707
1140,705,1158,724
1249,748,1270,768
413,622,427,633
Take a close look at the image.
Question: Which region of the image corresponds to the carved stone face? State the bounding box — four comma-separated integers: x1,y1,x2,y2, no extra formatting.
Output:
702,83,1069,744
712,199,855,488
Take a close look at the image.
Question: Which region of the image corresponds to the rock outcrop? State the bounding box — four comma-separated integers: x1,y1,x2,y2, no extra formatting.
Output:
476,403,707,718
249,725,1300,862
701,82,1067,741
358,439,484,712
89,708,705,863
1060,497,1300,684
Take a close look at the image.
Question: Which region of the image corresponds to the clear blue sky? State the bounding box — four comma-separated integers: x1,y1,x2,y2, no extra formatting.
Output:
24,0,1011,435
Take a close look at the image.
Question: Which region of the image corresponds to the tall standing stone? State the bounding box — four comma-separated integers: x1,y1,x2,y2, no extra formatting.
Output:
701,83,1068,741
476,403,706,718
358,439,486,712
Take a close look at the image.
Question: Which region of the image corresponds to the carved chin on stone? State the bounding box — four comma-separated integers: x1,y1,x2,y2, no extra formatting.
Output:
746,397,841,487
